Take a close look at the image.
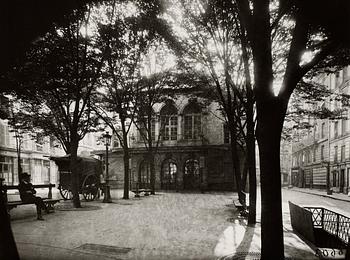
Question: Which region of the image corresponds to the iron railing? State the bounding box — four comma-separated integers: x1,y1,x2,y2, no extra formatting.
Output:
305,206,350,245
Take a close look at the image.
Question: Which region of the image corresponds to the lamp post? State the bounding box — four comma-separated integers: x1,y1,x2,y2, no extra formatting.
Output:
103,131,112,203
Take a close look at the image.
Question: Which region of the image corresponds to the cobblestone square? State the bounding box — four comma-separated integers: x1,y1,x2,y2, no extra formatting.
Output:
10,189,319,259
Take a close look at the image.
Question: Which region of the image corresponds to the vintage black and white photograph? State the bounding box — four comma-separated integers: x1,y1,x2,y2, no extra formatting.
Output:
1,0,350,259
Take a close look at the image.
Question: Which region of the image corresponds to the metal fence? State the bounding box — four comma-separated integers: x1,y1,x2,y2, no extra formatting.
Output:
305,206,350,245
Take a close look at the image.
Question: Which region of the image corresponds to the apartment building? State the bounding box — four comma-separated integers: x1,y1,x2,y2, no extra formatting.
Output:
0,95,104,186
0,118,58,185
291,67,350,194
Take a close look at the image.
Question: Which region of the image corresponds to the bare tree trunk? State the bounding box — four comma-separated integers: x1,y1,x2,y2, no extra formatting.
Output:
241,159,248,191
149,152,156,195
256,98,286,259
121,117,130,199
228,118,244,203
123,151,130,199
246,93,257,225
239,24,257,224
70,137,81,208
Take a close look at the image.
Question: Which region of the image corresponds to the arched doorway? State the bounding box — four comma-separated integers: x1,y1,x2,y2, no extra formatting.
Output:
138,160,150,189
161,159,177,190
183,159,200,190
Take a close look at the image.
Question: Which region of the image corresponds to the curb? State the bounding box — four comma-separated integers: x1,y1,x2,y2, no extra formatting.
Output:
286,188,350,203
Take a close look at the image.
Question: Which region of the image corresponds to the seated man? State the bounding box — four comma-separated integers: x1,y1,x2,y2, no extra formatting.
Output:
18,172,48,220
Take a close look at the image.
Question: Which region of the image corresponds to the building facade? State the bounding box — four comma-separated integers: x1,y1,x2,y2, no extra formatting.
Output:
98,96,240,192
0,118,59,185
0,95,104,186
291,67,350,194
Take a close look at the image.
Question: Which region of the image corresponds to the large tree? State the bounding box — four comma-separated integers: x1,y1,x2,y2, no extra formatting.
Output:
93,0,175,198
166,0,257,222
0,1,103,259
94,2,158,199
10,7,102,208
235,0,350,258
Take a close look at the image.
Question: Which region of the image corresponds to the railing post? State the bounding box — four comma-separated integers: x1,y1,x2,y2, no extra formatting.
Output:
336,212,340,238
321,208,324,229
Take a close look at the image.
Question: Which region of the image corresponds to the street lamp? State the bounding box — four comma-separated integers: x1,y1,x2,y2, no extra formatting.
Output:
103,131,112,203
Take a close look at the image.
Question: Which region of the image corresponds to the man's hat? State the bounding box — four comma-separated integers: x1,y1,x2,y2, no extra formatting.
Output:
20,172,31,179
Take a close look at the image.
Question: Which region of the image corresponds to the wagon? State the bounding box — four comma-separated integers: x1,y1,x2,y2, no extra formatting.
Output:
50,155,102,201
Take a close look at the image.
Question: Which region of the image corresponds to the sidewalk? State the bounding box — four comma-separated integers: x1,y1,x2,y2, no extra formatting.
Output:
10,190,317,260
285,186,350,203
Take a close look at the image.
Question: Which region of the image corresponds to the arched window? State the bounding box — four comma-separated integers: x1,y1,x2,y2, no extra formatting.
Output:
183,102,201,140
160,102,178,141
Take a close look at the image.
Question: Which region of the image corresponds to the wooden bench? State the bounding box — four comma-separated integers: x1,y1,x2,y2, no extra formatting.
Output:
289,201,350,259
233,195,249,218
130,182,152,197
131,189,152,197
1,182,60,213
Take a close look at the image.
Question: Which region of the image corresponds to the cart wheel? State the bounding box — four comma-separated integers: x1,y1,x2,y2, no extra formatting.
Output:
59,185,73,200
82,175,99,201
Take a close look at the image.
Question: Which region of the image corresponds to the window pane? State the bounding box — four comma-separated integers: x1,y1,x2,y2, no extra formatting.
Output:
164,126,170,140
184,116,192,139
161,116,169,140
171,127,177,140
194,115,201,139
170,116,177,126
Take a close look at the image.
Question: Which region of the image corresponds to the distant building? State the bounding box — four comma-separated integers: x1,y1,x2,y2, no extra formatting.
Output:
0,118,56,185
280,140,292,187
95,96,242,192
291,66,350,194
0,95,103,185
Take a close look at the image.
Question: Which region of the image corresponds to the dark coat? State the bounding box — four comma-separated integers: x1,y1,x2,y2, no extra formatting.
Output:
18,180,37,202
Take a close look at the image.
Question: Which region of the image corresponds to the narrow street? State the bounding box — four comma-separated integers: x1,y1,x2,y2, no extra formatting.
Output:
282,188,350,217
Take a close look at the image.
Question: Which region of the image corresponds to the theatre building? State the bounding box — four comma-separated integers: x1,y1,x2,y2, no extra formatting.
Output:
96,96,242,192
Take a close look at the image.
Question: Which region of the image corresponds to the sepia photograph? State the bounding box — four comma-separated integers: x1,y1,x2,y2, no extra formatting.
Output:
1,0,350,259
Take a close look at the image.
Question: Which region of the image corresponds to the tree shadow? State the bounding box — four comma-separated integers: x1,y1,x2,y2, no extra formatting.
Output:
231,224,257,257
215,223,259,259
284,244,318,259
